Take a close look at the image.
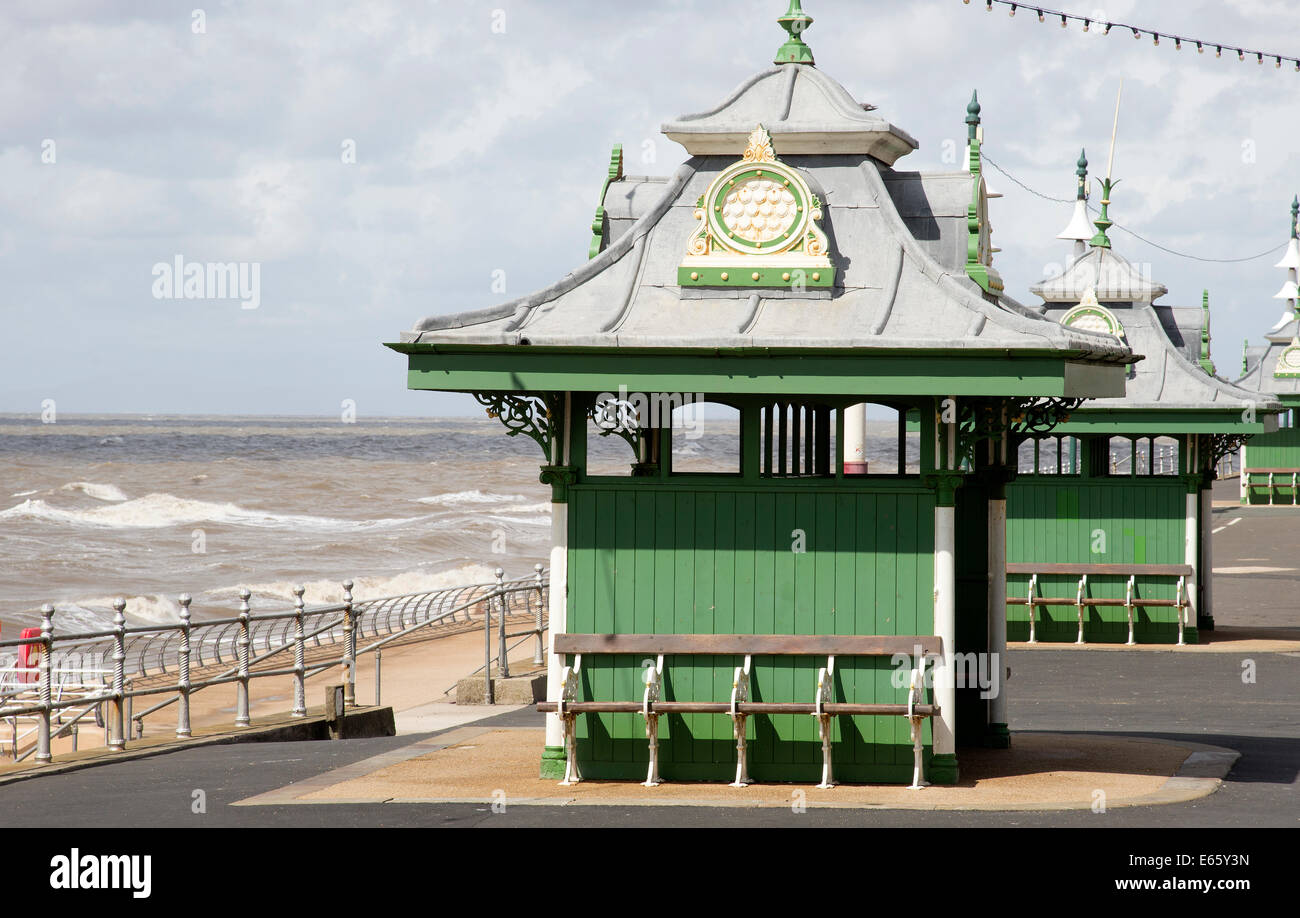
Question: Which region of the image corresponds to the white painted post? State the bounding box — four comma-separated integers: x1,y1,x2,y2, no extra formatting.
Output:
1239,444,1247,504
544,394,572,760
1199,485,1213,634
545,503,568,752
987,496,1008,734
933,505,957,761
1184,490,1199,638
843,403,868,474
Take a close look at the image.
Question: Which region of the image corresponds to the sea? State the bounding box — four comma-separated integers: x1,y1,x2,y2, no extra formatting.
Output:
0,414,915,637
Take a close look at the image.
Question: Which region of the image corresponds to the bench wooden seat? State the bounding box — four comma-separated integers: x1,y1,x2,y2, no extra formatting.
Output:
1005,562,1192,645
537,632,942,790
1242,468,1300,504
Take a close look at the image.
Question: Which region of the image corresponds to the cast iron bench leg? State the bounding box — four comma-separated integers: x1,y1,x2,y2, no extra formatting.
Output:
558,657,583,786
729,655,752,788
641,654,663,787
814,656,836,789
907,665,930,790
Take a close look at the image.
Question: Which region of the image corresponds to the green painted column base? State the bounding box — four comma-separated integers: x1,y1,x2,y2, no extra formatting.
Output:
928,753,959,785
540,745,566,780
984,723,1011,748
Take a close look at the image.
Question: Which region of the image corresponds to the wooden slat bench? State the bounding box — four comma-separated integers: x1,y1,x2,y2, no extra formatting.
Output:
1243,468,1300,504
537,633,942,790
1005,562,1192,646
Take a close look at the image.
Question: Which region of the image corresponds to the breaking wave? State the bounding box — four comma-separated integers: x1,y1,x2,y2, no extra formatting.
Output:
0,493,430,532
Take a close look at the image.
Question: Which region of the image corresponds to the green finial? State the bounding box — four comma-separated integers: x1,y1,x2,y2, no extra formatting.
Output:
1242,338,1249,377
775,0,815,65
966,91,981,143
1291,195,1298,239
1090,176,1119,249
1076,149,1088,200
1199,290,1215,375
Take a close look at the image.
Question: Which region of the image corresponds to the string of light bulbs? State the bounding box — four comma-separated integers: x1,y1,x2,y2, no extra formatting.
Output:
967,0,1300,71
980,154,1287,264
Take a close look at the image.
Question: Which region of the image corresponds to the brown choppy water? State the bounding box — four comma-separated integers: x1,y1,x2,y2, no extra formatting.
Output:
0,415,556,635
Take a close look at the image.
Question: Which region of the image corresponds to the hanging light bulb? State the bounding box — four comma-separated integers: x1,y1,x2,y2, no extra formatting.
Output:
1104,23,1112,35
1175,38,1181,51
1216,46,1222,57
1239,49,1246,62
1132,28,1141,40
1153,33,1160,47
1009,3,1017,16
1037,9,1045,23
1060,14,1067,28
1258,52,1264,65
1083,19,1090,32
1277,57,1283,69
1196,41,1203,53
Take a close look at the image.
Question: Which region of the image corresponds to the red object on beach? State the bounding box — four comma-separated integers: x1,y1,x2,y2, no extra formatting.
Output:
17,627,42,683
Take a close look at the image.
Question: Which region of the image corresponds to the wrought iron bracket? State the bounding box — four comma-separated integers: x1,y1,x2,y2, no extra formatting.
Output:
474,392,563,463
588,397,641,458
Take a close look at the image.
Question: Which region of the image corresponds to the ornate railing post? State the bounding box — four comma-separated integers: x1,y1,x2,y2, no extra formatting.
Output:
342,579,356,707
235,587,251,727
109,599,127,751
533,563,545,665
36,604,54,764
495,568,509,679
176,594,192,738
291,585,307,717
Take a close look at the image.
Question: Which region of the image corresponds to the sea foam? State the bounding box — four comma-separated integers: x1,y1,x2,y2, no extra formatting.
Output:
0,493,428,531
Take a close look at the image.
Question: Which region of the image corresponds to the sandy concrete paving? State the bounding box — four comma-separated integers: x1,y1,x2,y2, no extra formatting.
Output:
234,727,1233,812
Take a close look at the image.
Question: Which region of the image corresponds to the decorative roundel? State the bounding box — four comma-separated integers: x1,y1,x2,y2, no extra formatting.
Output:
1060,289,1124,340
719,178,798,244
1276,343,1300,376
707,164,810,256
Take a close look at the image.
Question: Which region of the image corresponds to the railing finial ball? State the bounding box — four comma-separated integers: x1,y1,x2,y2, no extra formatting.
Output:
343,578,354,590
534,562,544,572
40,603,55,615
495,567,505,578
238,587,251,602
292,584,305,596
112,597,126,613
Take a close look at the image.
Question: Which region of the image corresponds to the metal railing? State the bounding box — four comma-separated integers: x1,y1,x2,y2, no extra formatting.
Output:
0,565,548,765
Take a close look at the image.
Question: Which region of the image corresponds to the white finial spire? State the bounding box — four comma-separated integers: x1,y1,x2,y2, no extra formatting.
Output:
1058,148,1093,259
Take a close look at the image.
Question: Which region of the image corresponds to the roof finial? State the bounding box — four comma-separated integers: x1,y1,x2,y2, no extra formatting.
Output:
1091,81,1124,249
966,91,981,143
1058,150,1095,249
1291,195,1298,239
776,0,815,65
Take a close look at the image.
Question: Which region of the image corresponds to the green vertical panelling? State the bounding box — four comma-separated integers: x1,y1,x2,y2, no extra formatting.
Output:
567,484,937,781
1006,478,1186,643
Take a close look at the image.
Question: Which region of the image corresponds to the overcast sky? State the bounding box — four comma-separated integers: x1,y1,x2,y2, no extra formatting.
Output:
4,0,1299,417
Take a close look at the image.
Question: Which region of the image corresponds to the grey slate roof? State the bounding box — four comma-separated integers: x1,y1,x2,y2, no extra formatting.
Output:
1031,247,1279,413
661,64,918,164
401,61,1130,364
1236,328,1300,397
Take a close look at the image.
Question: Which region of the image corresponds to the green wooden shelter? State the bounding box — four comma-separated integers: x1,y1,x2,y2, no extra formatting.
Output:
387,3,1132,784
1235,198,1300,504
1005,156,1280,644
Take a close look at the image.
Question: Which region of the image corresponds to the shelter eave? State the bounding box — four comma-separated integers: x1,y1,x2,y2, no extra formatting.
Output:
1052,407,1281,436
389,343,1129,400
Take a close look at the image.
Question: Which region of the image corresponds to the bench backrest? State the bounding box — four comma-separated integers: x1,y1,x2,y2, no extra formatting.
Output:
1006,562,1192,578
554,633,942,657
